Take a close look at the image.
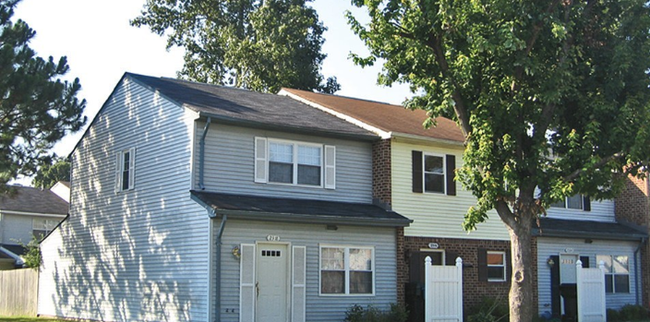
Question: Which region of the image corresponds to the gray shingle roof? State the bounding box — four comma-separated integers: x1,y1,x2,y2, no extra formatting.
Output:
0,185,69,215
190,191,412,227
126,73,377,140
533,217,647,241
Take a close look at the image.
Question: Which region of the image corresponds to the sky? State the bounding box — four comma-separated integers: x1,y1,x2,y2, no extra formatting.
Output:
12,0,413,168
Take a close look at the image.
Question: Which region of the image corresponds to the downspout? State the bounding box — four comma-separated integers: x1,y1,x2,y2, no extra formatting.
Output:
199,117,212,190
634,237,646,305
215,214,227,322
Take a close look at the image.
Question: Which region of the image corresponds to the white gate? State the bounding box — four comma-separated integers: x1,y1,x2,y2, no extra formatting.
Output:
576,260,606,322
424,256,463,322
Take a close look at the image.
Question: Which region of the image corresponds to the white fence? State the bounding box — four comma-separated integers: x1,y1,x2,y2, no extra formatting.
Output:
0,268,39,316
424,257,463,322
576,260,606,322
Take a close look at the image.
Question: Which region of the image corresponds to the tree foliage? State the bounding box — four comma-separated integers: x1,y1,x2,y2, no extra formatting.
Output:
0,0,85,190
348,0,650,321
20,234,41,269
33,158,70,189
132,0,340,94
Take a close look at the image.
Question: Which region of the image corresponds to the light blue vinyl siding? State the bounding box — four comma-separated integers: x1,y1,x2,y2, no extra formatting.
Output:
536,237,641,315
39,78,211,321
196,123,374,204
545,199,615,222
216,219,398,322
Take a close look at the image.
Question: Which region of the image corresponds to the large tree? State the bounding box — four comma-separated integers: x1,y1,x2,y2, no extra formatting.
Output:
348,0,650,321
132,0,340,94
0,0,85,191
33,158,70,189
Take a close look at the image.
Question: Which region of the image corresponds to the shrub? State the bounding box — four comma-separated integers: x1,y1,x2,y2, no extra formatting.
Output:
467,296,509,322
344,303,408,322
607,305,649,321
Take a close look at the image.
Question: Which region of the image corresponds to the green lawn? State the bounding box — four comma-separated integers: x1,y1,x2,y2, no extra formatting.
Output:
0,317,73,322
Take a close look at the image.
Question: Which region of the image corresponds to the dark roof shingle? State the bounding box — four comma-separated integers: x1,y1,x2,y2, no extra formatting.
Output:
533,217,647,241
0,186,69,215
127,73,377,140
190,191,411,227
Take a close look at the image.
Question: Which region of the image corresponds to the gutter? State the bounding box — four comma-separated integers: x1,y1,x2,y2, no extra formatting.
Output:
215,214,227,322
634,237,646,305
198,117,212,190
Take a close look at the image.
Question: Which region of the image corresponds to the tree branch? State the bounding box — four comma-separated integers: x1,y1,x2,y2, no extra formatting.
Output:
563,152,625,182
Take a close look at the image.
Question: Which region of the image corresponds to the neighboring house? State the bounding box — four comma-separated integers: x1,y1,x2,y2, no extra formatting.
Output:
0,183,69,269
279,88,513,320
278,88,649,319
38,73,411,322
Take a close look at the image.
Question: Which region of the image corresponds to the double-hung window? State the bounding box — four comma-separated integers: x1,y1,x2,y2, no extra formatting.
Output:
487,251,507,282
320,246,374,295
115,147,135,192
411,151,456,195
255,137,336,189
550,194,591,211
32,218,58,239
597,255,630,293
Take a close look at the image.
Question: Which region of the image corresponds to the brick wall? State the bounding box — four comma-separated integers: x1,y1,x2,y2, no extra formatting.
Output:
615,175,650,308
399,236,539,315
372,139,392,206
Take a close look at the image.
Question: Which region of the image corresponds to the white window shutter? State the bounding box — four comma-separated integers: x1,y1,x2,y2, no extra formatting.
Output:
292,246,306,322
115,152,122,193
239,244,256,322
254,137,268,183
128,147,136,190
324,145,336,189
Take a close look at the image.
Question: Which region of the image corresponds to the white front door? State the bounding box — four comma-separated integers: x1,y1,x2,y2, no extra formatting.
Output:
560,254,578,284
256,243,289,322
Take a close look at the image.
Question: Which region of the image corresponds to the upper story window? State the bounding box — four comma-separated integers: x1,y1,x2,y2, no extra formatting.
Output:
255,137,336,189
550,194,590,211
597,254,630,293
269,142,321,185
33,218,58,239
412,150,456,195
115,147,136,193
320,246,374,295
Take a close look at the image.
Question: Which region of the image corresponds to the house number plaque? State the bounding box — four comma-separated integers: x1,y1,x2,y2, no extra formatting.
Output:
266,235,281,241
428,243,439,249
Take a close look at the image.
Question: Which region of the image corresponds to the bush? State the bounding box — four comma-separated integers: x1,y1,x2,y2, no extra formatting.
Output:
344,304,408,322
607,305,649,321
467,296,509,322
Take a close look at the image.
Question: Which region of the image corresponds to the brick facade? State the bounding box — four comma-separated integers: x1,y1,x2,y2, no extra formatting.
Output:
615,176,650,308
372,139,392,206
399,236,538,314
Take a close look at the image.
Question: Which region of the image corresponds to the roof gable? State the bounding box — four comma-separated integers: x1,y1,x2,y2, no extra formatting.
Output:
280,88,465,143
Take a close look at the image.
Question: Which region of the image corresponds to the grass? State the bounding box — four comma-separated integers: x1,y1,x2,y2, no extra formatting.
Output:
0,317,71,322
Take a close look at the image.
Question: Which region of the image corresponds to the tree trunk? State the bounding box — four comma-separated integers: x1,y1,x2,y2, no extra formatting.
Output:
507,213,535,322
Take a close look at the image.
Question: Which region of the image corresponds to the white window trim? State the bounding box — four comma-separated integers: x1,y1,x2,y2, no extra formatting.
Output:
551,194,583,210
115,147,136,193
487,251,507,282
423,153,446,194
598,254,631,294
319,245,375,296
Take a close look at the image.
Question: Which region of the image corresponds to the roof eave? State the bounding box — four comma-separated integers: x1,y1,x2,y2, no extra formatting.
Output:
212,208,412,227
532,229,647,241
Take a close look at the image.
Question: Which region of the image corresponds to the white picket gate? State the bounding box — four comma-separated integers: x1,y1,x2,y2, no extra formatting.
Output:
576,260,607,322
424,256,463,322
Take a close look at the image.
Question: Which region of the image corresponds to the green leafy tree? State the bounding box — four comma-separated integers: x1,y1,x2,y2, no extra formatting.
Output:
33,158,70,189
348,0,650,321
132,0,340,94
0,0,86,191
20,235,41,269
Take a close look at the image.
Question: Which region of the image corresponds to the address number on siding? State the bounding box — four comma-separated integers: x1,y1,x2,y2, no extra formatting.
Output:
266,235,281,241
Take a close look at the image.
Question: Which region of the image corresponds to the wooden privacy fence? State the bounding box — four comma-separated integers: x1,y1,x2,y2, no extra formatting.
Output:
425,256,463,322
576,259,607,322
0,268,39,316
